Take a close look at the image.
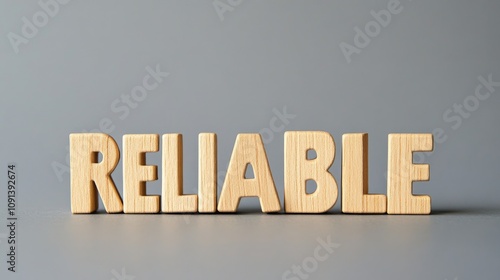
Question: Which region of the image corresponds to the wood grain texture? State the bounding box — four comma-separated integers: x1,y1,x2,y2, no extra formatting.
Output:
123,134,160,213
70,133,123,213
217,134,281,213
387,133,433,214
341,133,387,213
284,131,338,213
162,134,198,213
198,133,218,213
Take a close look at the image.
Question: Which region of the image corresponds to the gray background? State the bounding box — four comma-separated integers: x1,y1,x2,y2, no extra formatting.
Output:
0,0,499,279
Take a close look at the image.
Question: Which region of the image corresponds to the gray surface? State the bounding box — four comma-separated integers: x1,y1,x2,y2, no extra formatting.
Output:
3,208,500,279
0,0,499,279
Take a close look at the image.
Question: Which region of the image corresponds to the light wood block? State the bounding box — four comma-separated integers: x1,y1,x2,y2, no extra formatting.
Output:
123,134,160,213
198,133,218,213
387,133,433,214
284,131,338,213
217,134,281,213
70,133,123,213
342,133,387,213
162,134,198,213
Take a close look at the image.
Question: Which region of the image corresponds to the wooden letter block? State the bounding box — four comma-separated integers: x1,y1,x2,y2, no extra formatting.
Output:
162,134,198,213
217,134,281,213
70,133,123,213
123,134,160,213
342,133,387,213
198,133,218,213
284,131,338,213
387,133,433,214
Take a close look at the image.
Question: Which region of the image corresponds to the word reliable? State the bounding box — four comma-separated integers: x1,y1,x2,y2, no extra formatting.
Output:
70,132,434,215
